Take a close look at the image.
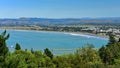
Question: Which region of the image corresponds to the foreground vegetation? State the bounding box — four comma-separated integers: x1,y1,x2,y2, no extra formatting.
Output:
0,30,120,68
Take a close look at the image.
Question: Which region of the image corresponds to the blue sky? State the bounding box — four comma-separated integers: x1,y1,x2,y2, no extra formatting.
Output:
0,0,120,18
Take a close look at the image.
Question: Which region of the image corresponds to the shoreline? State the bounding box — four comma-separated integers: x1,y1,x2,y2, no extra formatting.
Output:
62,31,109,39
0,28,109,39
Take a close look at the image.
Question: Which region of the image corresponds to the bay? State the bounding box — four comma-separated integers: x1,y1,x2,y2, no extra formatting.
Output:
0,30,108,54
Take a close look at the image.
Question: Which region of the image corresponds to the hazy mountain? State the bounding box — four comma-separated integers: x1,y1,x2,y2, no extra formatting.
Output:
0,17,120,26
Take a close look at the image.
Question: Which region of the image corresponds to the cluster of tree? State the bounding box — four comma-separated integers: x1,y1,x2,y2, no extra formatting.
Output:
40,26,93,33
0,30,120,68
99,35,120,65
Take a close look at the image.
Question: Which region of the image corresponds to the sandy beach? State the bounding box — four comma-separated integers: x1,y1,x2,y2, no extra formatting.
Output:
0,28,109,39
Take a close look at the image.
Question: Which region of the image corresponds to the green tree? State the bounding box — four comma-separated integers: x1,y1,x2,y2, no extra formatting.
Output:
31,48,34,54
105,48,114,64
78,45,101,63
0,30,10,67
44,48,53,59
15,43,21,50
0,30,9,56
108,35,116,45
99,46,115,64
99,46,106,63
118,38,120,42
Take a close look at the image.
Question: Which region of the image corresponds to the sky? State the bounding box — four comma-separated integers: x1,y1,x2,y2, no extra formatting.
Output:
0,0,120,18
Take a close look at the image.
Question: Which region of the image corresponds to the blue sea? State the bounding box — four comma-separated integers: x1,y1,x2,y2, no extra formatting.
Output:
0,30,108,54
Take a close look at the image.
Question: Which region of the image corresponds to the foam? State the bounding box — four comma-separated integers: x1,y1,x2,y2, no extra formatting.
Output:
64,33,108,40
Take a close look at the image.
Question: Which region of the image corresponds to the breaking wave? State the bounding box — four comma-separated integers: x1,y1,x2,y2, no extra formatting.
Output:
64,33,108,40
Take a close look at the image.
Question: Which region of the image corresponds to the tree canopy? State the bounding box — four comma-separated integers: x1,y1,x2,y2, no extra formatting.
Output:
15,43,21,50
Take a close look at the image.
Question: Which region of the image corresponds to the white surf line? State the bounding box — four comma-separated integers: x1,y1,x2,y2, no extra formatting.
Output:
64,33,108,40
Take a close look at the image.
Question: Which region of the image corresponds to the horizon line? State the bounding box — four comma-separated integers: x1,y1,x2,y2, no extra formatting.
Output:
0,17,120,19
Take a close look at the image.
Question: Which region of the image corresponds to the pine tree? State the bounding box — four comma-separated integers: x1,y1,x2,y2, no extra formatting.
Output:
44,48,53,59
99,46,106,63
108,35,116,45
31,48,34,54
0,30,9,56
15,43,21,50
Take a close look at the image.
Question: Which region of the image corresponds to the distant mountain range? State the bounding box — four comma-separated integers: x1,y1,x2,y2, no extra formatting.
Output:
0,17,120,26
